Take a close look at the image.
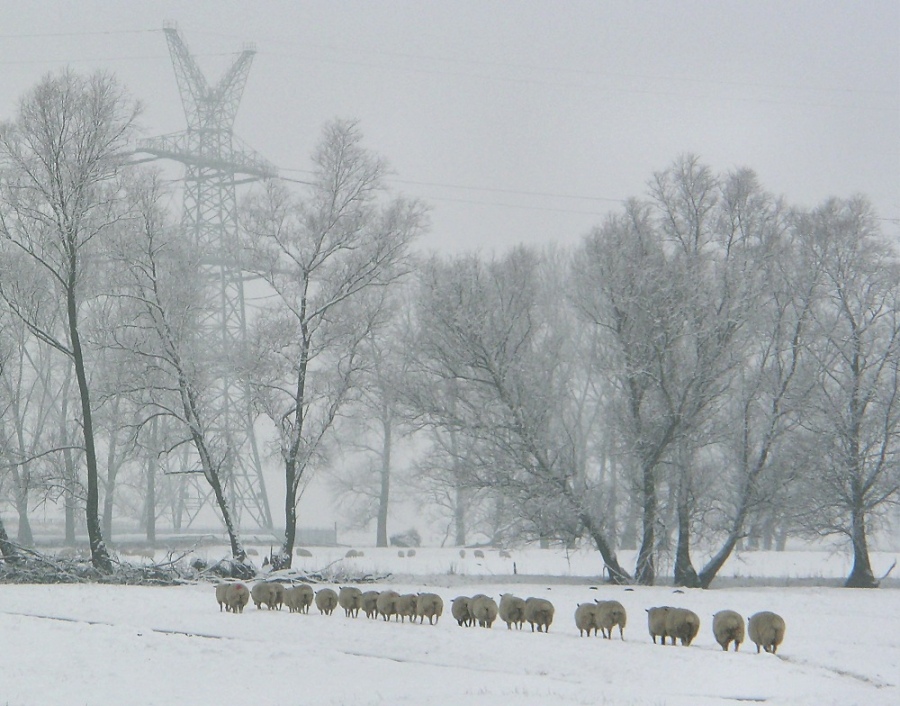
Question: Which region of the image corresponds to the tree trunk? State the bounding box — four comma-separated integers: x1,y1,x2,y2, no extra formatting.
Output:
673,472,700,588
62,442,78,547
209,470,245,563
845,504,878,588
277,456,297,569
144,417,158,543
580,512,632,584
102,412,122,542
375,409,391,548
635,464,657,585
67,281,111,572
15,490,33,546
0,513,21,563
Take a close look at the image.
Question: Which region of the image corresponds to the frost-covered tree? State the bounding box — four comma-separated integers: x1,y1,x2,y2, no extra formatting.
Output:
0,70,139,571
793,197,900,588
242,120,424,568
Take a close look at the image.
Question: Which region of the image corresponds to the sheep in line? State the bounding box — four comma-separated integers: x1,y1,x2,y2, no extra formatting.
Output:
451,596,473,627
499,594,526,630
594,600,627,640
315,588,339,615
339,587,363,618
525,597,555,633
712,610,745,652
251,581,284,610
395,594,419,623
665,608,701,646
469,595,498,628
647,606,671,645
416,593,444,625
360,590,381,619
748,611,786,654
376,590,400,621
574,602,601,637
214,582,250,613
285,584,314,614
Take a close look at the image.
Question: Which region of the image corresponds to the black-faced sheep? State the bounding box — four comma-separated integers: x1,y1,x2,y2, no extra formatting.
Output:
315,588,339,615
712,610,745,651
665,608,700,646
376,590,400,621
416,593,444,625
499,593,527,630
469,595,498,628
451,596,472,627
339,586,363,618
748,611,785,654
595,599,627,640
524,597,555,633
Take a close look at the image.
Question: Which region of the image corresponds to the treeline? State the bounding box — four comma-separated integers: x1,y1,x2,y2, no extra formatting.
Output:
0,70,897,588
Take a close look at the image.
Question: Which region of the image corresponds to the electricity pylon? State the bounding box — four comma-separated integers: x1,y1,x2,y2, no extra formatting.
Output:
138,23,275,531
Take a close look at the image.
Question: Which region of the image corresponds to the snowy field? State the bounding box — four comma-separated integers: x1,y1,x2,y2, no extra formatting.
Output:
1,548,898,706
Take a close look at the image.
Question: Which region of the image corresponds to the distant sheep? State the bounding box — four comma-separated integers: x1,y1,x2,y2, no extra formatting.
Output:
575,602,601,637
398,550,406,558
524,597,555,633
647,606,671,645
285,584,314,614
459,549,466,558
665,608,700,646
499,593,527,630
406,549,416,557
594,600,627,640
748,611,786,654
712,610,745,652
339,586,363,618
473,549,485,558
498,550,512,559
295,548,313,558
315,588,339,615
251,582,283,610
395,594,419,623
345,549,360,558
376,590,400,621
360,590,380,619
416,593,444,625
469,595,498,628
451,596,473,627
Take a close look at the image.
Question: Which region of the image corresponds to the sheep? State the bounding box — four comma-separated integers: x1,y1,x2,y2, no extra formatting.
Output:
338,586,363,618
524,597,555,633
499,593,527,630
451,596,473,627
416,593,444,625
594,599,627,640
499,550,512,559
315,588,339,615
345,549,360,558
712,610,745,652
395,594,419,623
360,590,380,619
665,608,701,646
398,550,406,558
575,602,601,637
295,548,313,557
647,606,671,645
224,582,250,613
469,595,499,628
376,590,400,621
215,583,229,612
285,583,314,613
473,549,485,558
251,582,283,610
748,611,786,654
406,549,416,557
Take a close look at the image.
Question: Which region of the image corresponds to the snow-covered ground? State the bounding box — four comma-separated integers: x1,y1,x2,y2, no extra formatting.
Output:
1,548,898,705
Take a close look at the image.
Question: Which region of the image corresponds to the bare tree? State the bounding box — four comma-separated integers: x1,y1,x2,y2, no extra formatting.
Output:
0,70,139,571
106,170,249,563
410,247,631,581
242,120,424,568
794,197,900,588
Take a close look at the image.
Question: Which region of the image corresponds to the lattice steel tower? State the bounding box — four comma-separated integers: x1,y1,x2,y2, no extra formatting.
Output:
138,24,275,531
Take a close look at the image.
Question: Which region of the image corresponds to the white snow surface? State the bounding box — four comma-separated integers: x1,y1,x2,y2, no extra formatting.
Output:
1,549,898,705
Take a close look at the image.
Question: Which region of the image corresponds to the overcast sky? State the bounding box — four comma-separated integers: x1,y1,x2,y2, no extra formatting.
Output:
2,1,898,254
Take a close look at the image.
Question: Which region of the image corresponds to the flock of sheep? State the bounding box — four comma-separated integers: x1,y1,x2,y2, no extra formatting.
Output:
214,580,786,654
